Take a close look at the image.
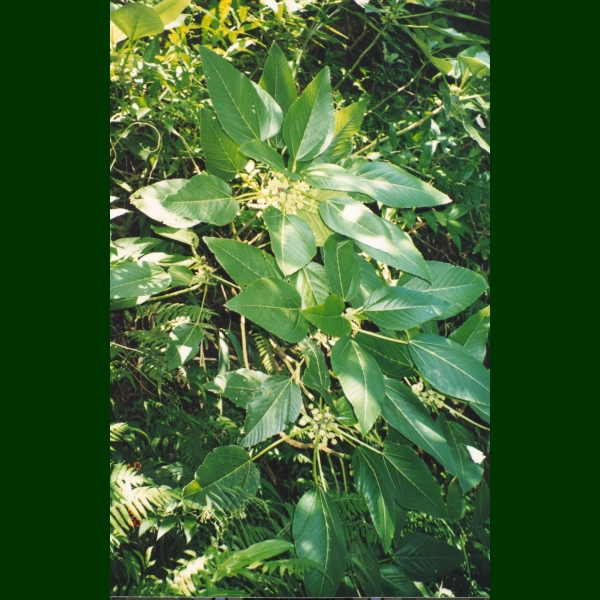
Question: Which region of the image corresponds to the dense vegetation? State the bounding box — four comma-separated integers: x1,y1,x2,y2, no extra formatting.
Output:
110,1,490,596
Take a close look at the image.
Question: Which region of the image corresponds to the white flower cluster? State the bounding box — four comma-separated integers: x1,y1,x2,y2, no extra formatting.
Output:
298,404,339,448
256,176,311,214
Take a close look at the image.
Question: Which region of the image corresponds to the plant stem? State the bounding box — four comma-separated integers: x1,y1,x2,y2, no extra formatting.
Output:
147,282,205,302
240,316,250,369
251,429,304,463
443,403,490,431
334,426,383,454
356,329,409,345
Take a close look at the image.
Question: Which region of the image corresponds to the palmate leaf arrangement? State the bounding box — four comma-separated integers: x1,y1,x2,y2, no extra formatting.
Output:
110,43,490,595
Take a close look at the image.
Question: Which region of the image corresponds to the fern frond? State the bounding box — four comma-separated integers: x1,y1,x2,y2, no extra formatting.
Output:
252,331,277,374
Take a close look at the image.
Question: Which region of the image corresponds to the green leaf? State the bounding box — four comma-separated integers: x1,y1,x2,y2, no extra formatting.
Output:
449,306,490,362
251,82,284,140
293,488,346,596
439,415,484,493
225,277,309,343
472,480,490,548
200,108,247,181
199,46,263,144
302,294,352,337
380,564,423,597
446,478,466,523
362,287,449,331
408,334,490,410
349,257,384,306
212,368,268,408
323,234,361,301
259,42,297,118
353,447,396,553
110,262,171,299
238,139,296,179
380,378,456,474
383,442,447,519
264,206,316,276
459,46,491,76
331,335,385,434
220,539,294,573
353,160,451,208
295,189,335,246
404,261,488,319
151,224,198,248
302,163,375,195
162,173,238,225
168,265,193,287
240,376,302,446
156,515,178,540
290,262,331,308
354,332,414,378
164,323,204,368
130,179,200,228
393,532,464,582
299,338,331,392
183,516,198,544
331,394,358,426
319,196,430,281
349,541,382,595
204,237,280,287
313,99,367,165
283,67,335,163
182,446,259,510
110,3,164,40
154,0,190,26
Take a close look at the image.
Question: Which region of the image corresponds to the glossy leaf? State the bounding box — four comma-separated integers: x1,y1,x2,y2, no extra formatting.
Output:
446,478,466,523
240,376,302,447
295,189,335,246
331,335,385,434
362,286,449,331
354,332,414,378
349,257,384,306
164,323,204,368
259,42,297,117
151,225,198,248
130,179,200,228
225,277,309,343
380,564,423,597
290,262,331,308
263,206,316,276
449,306,490,362
162,173,238,225
302,294,352,337
212,368,268,408
251,81,284,140
380,378,456,474
404,261,488,319
154,0,190,26
299,338,330,392
383,442,447,519
200,108,246,181
283,67,335,162
182,446,259,510
323,234,361,301
393,532,464,582
110,262,171,299
293,488,346,596
239,139,296,179
204,237,280,287
220,539,294,573
303,163,375,195
349,541,382,595
408,334,490,410
110,3,164,40
353,447,396,552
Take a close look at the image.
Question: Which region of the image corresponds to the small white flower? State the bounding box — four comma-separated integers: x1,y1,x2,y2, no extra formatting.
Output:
466,445,486,464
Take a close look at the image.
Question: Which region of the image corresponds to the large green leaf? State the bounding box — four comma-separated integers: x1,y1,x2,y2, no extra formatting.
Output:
349,257,384,307
212,368,268,408
263,206,316,276
380,378,456,473
352,160,451,208
449,305,490,362
302,163,375,195
331,335,385,433
204,237,280,287
353,447,396,553
199,46,263,144
259,42,297,118
354,332,414,378
408,334,490,410
251,81,284,140
404,261,488,319
219,539,294,574
164,323,204,369
110,262,171,299
393,532,464,582
383,441,447,519
154,0,190,26
349,541,382,595
380,564,423,597
439,415,484,493
238,140,296,179
290,262,331,308
240,376,302,447
293,488,346,596
162,173,238,225
319,196,430,281
283,67,335,163
182,446,259,510
299,338,331,392
323,234,361,301
313,99,367,165
472,480,490,548
446,478,466,523
130,180,200,228
302,294,352,337
200,108,246,181
225,277,309,343
110,3,164,40
362,287,449,331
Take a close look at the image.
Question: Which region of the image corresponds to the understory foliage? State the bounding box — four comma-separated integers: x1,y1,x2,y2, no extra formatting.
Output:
110,0,490,596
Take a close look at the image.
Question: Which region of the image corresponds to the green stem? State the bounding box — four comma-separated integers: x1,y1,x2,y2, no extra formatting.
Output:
333,426,383,454
443,403,490,431
147,282,204,302
356,329,409,345
339,456,348,493
251,429,305,463
313,430,321,486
